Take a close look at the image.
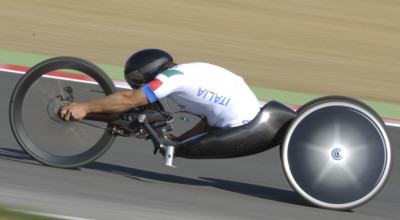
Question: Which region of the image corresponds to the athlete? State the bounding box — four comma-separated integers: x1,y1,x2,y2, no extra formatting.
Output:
60,49,260,141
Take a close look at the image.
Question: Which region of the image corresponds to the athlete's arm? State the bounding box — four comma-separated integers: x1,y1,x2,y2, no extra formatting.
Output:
60,89,149,121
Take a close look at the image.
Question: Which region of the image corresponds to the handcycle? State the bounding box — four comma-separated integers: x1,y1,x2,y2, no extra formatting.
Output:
9,57,392,211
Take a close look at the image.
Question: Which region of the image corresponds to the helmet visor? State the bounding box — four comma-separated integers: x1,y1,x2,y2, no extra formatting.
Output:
125,70,145,89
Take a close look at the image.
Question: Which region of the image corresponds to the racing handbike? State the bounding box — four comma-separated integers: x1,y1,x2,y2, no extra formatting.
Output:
9,57,392,211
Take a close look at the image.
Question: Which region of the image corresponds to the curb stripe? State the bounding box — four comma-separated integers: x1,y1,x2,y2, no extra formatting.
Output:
1,64,399,128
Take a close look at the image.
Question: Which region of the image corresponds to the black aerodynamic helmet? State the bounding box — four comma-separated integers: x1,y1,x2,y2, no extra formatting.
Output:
124,48,174,89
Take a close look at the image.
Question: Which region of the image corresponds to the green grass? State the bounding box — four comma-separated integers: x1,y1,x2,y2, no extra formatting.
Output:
251,86,400,120
0,206,60,220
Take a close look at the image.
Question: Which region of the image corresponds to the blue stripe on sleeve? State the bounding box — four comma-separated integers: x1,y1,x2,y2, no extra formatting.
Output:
141,84,159,103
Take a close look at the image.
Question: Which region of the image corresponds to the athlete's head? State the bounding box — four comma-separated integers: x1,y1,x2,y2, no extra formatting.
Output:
124,49,174,89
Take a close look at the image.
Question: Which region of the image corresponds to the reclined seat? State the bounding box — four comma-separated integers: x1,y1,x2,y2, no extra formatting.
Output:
175,101,297,159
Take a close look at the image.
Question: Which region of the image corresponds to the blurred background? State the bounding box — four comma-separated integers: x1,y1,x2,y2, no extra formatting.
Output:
0,0,399,104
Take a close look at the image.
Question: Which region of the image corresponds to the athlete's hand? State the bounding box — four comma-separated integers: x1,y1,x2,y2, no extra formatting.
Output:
60,103,87,121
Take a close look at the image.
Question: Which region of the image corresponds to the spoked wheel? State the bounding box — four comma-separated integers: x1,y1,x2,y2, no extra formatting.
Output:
9,57,117,168
281,96,392,210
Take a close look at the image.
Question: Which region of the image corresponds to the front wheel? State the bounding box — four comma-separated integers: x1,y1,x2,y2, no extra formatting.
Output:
281,96,392,210
9,57,117,168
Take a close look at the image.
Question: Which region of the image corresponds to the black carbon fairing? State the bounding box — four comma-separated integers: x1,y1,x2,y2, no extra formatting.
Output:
176,101,297,159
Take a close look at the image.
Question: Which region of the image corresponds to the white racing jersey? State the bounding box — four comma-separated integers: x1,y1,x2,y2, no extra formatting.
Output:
141,62,260,128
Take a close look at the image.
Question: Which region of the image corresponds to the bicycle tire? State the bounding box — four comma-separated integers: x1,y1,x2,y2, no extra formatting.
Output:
9,57,117,168
281,96,392,210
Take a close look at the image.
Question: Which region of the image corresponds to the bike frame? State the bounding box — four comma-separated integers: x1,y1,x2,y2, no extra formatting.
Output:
84,110,178,166
82,100,298,168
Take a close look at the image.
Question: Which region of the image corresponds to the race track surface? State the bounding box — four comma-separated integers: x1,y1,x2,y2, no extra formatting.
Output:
1,71,399,219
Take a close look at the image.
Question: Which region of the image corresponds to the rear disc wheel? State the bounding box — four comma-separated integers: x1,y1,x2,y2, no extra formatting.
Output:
281,96,392,210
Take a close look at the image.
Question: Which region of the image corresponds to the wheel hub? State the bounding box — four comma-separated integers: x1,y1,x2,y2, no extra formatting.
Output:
331,147,343,160
47,96,71,122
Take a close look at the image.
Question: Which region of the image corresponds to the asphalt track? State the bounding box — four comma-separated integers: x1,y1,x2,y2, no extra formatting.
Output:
0,71,399,220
